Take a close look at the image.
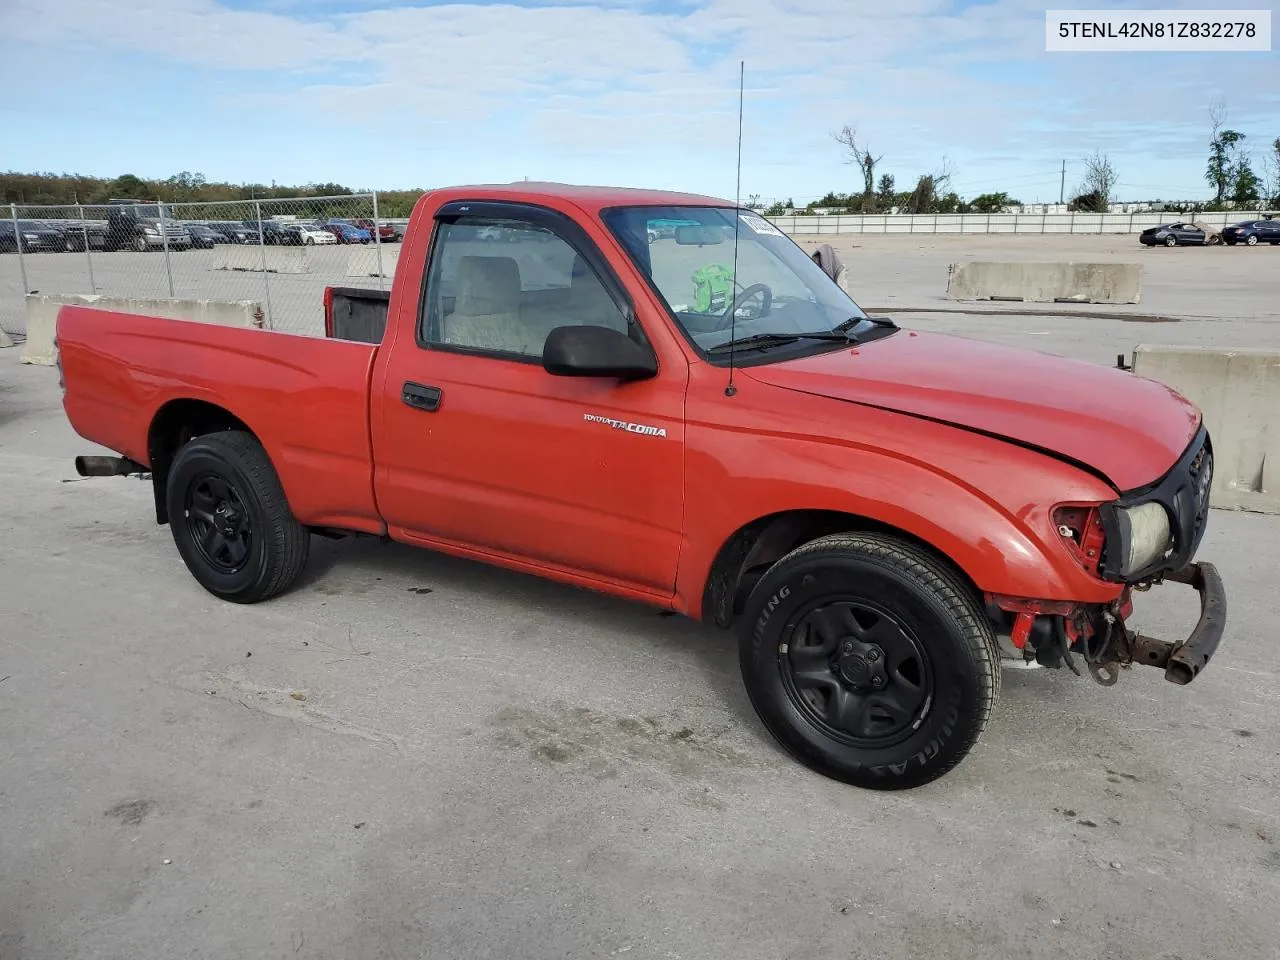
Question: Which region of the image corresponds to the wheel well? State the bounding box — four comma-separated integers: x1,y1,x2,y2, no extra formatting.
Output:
147,399,254,524
700,509,983,629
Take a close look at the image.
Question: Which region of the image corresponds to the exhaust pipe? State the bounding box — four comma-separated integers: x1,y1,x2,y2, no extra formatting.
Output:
75,455,148,477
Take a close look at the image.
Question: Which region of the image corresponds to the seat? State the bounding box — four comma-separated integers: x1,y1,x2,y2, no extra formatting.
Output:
443,255,539,355
517,254,628,344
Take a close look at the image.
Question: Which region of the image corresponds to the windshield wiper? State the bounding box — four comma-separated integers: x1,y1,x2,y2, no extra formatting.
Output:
706,331,853,354
833,315,898,334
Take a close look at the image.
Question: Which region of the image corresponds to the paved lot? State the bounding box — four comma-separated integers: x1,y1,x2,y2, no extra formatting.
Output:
3,233,1277,347
2,320,1279,958
0,244,391,338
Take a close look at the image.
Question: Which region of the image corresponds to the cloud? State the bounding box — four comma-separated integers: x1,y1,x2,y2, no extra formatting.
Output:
1,0,1276,199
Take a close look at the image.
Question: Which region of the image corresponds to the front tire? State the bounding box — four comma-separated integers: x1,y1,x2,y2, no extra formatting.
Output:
1245,235,1258,246
1164,235,1177,247
738,533,999,790
166,431,310,603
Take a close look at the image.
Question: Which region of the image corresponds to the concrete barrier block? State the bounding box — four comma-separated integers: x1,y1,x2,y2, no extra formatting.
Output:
1132,344,1280,513
0,327,13,349
22,294,267,366
20,294,83,365
212,245,309,274
346,245,399,278
947,261,1142,304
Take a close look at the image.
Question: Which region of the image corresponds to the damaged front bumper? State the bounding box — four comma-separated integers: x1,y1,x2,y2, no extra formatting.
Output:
1115,561,1226,685
989,560,1227,686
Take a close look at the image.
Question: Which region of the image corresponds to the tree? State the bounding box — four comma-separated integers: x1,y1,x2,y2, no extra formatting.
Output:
907,175,937,214
969,192,1017,214
935,192,961,214
1068,190,1107,212
1262,137,1280,206
1205,100,1245,203
907,157,955,214
1231,158,1261,206
833,125,883,203
876,174,895,205
164,171,207,202
107,174,150,199
1078,151,1118,208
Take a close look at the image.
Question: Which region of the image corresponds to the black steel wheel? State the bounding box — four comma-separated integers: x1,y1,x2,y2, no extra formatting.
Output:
782,599,935,748
166,430,309,603
184,472,253,574
739,532,999,790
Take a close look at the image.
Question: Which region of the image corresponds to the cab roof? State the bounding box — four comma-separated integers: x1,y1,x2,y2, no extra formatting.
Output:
424,181,736,213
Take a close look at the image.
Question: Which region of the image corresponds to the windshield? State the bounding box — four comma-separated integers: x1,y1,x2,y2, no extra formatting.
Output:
601,204,882,356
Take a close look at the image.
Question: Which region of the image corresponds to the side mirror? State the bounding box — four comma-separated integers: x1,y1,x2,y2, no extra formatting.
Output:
543,325,657,381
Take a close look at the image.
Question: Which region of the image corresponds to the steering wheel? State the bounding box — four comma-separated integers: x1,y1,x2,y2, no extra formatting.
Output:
715,282,773,329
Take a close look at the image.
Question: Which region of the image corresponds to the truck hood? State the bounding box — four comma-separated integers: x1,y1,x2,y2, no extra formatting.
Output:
744,330,1201,491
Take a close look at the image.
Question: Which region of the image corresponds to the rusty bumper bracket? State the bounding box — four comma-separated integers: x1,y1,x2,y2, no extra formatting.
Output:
1122,561,1226,685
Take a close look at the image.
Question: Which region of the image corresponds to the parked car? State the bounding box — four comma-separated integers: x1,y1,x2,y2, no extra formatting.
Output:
286,221,338,245
206,221,258,244
1221,219,1280,246
352,218,402,242
184,224,222,249
37,219,109,252
243,220,302,246
102,201,192,252
647,218,701,243
320,219,373,244
0,219,69,252
1138,222,1219,247
57,182,1226,792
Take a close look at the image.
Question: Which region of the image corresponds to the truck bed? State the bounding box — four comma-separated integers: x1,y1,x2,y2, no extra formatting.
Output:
324,287,390,344
56,305,384,533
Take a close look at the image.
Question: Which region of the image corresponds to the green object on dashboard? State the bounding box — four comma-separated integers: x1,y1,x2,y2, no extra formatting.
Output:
692,263,735,313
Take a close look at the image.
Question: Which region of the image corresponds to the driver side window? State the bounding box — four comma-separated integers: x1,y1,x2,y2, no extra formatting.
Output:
421,216,630,360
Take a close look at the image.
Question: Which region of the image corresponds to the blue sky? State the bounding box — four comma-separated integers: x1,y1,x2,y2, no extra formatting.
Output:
2,0,1277,203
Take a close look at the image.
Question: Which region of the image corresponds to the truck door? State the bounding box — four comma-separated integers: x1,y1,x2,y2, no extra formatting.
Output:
373,202,688,596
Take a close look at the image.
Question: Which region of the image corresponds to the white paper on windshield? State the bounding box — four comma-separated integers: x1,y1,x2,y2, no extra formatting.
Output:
739,213,784,237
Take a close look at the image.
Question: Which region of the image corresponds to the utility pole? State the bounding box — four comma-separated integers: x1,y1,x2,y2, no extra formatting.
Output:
1059,160,1066,205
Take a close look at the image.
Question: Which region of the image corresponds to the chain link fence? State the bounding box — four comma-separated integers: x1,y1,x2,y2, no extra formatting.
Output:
1,193,400,337
3,192,1275,339
769,209,1278,235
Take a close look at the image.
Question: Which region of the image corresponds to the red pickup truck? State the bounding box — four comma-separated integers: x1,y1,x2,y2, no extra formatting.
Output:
56,182,1225,790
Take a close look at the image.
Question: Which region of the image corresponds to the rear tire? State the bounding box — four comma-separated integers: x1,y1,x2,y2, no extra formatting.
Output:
166,430,310,603
738,532,999,790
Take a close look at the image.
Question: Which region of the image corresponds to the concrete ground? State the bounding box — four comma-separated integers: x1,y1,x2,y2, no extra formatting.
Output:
2,307,1279,958
3,233,1277,347
791,234,1280,368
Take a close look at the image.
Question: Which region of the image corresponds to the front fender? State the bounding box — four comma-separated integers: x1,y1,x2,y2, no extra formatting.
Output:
676,389,1122,617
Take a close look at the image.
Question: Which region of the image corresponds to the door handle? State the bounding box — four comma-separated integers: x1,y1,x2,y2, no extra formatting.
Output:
402,381,442,412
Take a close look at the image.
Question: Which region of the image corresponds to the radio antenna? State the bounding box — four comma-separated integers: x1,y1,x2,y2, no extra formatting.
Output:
725,59,744,398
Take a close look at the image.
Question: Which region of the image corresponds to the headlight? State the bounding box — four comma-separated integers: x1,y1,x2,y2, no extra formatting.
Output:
1111,501,1171,576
